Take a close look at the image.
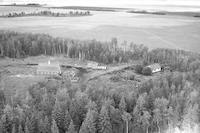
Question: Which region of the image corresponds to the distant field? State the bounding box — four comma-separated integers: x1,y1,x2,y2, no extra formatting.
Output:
0,6,200,53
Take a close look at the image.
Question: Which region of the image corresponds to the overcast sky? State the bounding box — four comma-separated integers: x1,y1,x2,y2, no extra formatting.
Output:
1,0,200,6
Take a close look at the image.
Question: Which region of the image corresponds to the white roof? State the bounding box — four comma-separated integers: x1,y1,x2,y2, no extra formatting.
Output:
147,63,161,70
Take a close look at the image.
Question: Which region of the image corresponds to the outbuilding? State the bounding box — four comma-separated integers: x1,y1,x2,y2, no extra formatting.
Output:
87,61,107,70
87,61,99,69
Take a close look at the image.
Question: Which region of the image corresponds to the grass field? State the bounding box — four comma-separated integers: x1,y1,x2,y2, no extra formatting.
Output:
0,6,200,53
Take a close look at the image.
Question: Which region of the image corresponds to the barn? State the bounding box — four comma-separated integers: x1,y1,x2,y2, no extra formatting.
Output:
37,60,61,75
146,63,161,73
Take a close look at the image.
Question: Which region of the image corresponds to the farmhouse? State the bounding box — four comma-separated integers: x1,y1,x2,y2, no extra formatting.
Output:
37,60,61,75
146,63,161,73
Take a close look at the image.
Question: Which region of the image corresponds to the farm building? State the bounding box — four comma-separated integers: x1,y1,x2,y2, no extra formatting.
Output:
87,61,99,68
37,60,61,75
146,63,162,73
87,61,107,70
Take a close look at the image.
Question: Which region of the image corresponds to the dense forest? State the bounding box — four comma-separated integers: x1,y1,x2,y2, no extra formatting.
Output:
0,10,91,18
0,31,200,133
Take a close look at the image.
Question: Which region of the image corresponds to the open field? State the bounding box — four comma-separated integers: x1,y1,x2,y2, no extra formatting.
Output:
0,6,200,53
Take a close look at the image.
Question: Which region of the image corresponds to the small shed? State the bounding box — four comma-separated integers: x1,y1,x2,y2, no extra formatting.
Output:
87,61,107,70
146,63,161,73
37,60,61,75
87,61,99,69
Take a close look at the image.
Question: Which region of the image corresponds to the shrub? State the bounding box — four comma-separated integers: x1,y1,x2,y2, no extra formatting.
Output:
128,74,135,80
110,75,121,82
135,65,143,74
142,67,152,75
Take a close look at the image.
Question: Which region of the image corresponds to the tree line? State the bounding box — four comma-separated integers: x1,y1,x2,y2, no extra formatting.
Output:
0,10,91,18
0,31,148,64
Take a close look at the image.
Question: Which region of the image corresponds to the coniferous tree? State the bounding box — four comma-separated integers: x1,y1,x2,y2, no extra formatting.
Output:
0,120,3,133
25,124,30,133
79,109,97,133
166,106,176,132
119,96,127,112
67,120,76,133
98,106,113,133
122,112,131,133
64,110,71,132
0,90,6,116
1,107,13,133
86,101,99,131
18,124,23,133
1,114,12,132
43,116,51,133
26,112,40,133
38,118,46,133
51,119,59,133
182,104,199,129
140,111,151,133
39,116,51,133
69,93,88,131
12,124,16,133
86,101,98,112
25,117,31,133
56,89,71,111
52,100,65,133
133,93,148,132
153,97,169,133
40,92,55,117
